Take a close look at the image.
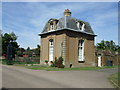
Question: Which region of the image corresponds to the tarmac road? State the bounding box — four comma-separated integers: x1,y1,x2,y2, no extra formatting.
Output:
1,64,118,88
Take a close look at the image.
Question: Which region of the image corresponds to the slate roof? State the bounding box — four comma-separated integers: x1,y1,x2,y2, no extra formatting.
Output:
41,16,96,36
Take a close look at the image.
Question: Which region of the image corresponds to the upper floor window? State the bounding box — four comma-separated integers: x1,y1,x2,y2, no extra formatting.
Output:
48,19,58,31
81,23,85,31
77,22,80,29
50,23,54,30
77,22,86,31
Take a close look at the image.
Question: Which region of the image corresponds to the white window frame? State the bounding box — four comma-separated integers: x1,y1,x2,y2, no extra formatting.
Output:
77,22,80,29
81,23,85,31
78,40,84,62
77,22,85,31
50,24,54,30
49,39,54,62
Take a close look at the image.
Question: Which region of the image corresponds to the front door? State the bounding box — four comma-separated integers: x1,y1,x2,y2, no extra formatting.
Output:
98,55,102,67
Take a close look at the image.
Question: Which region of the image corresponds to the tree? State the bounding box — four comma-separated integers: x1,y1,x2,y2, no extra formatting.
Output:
0,31,2,56
34,45,40,56
23,50,32,57
19,48,25,52
9,32,18,41
96,40,106,50
36,45,40,56
96,40,119,52
26,47,30,51
2,32,19,56
16,48,25,56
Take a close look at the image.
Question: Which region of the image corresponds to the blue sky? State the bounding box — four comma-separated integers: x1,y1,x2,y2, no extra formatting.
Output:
2,2,118,49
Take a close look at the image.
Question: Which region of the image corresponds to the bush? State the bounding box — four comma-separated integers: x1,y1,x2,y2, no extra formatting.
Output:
58,64,65,68
50,61,56,67
54,57,58,67
45,60,48,63
51,57,65,68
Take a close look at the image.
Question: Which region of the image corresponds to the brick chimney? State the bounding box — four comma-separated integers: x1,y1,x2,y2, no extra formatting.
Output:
64,9,71,16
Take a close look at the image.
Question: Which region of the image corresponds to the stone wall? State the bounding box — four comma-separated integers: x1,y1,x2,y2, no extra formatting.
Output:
95,53,119,66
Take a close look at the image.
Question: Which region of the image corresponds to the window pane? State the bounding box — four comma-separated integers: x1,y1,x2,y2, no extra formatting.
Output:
78,40,84,61
49,39,54,61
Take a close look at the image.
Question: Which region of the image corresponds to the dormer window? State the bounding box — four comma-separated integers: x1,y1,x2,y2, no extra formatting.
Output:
81,23,85,31
48,19,58,31
77,22,80,29
50,23,54,30
77,22,86,31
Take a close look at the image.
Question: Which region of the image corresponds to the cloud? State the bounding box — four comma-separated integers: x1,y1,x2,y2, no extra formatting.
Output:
2,2,118,48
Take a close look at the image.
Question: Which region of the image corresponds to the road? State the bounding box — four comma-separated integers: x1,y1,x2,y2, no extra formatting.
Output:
1,64,118,88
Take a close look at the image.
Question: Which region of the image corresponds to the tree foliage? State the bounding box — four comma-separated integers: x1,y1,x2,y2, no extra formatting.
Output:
35,45,40,56
26,47,30,51
9,32,18,41
96,40,119,52
2,32,19,55
16,45,40,57
16,48,25,56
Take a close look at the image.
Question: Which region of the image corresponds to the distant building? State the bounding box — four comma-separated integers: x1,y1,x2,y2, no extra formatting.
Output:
95,50,118,67
39,9,96,67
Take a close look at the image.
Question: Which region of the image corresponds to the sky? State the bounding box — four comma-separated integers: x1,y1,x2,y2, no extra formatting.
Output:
1,2,118,49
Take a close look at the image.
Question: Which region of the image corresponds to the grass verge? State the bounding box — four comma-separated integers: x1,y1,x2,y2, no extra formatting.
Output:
1,59,118,71
25,65,118,71
108,72,120,88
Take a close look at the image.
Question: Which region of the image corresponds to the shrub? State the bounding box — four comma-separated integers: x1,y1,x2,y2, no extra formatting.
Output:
59,56,64,61
58,64,65,68
54,57,58,67
51,57,64,68
50,61,56,67
45,60,48,63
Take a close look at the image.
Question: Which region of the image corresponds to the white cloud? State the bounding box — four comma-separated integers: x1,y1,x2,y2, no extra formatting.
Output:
2,2,118,48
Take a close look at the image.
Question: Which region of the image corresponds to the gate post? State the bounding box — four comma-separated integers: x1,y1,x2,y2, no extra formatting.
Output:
6,42,13,65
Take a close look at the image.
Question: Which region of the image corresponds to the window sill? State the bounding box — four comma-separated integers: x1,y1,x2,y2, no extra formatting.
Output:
78,61,85,63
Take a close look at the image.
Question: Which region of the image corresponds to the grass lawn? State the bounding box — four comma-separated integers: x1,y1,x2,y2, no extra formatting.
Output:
0,59,6,64
1,59,119,71
25,65,118,71
108,72,120,88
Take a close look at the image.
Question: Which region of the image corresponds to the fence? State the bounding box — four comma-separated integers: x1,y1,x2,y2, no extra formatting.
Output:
14,56,40,64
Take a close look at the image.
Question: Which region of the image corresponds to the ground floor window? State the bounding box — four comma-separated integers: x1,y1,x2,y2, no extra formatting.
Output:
49,39,54,61
78,40,84,62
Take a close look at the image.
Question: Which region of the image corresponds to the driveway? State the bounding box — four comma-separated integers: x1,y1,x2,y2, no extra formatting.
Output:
1,64,118,88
